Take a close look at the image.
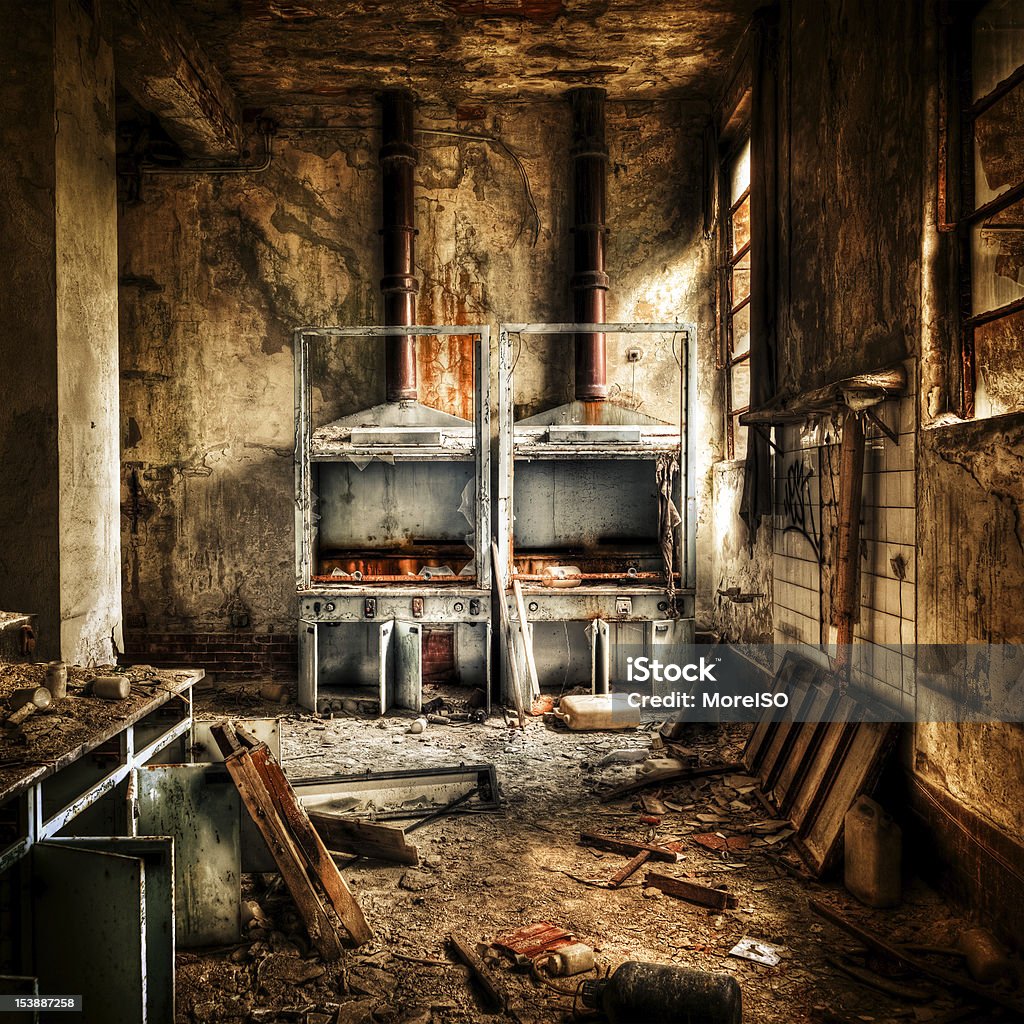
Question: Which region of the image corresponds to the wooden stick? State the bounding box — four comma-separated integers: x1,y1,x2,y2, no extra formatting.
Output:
579,832,681,862
599,762,745,803
609,850,651,887
644,871,737,910
809,898,1024,1016
448,933,505,1012
492,541,526,729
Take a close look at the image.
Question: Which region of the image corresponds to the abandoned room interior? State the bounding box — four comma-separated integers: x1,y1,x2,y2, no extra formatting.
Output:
1,0,1023,1021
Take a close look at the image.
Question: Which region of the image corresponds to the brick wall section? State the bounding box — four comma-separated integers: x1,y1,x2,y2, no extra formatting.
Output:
123,631,297,681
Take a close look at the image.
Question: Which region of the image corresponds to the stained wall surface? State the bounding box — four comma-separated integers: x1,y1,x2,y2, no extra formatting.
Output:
118,99,718,638
0,0,121,664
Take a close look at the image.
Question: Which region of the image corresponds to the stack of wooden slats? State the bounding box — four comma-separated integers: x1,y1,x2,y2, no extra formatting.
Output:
744,653,897,875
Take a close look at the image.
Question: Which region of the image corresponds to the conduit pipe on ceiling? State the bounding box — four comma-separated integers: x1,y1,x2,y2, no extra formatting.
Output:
379,89,419,402
569,87,609,402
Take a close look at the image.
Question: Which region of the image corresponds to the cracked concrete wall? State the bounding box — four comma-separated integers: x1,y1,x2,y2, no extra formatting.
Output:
118,98,716,633
0,0,121,664
915,418,1024,839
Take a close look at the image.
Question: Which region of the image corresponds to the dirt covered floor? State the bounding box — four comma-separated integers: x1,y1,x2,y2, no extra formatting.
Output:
180,690,1007,1024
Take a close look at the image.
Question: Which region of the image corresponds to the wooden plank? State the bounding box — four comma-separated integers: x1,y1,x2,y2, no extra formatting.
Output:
511,578,541,698
579,832,681,862
492,541,526,727
756,678,811,786
743,656,803,773
643,871,737,910
832,410,866,661
449,933,505,1012
245,742,372,946
113,0,243,159
599,761,744,803
219,744,344,960
799,720,896,874
784,694,856,830
773,685,839,814
307,811,419,865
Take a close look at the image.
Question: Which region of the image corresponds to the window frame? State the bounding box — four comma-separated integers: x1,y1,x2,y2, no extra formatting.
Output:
941,0,1024,418
719,133,752,460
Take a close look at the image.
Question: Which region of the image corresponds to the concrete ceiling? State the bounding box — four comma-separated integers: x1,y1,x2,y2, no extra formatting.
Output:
173,0,761,106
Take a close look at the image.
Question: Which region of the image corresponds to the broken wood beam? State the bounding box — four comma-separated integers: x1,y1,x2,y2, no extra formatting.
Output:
643,871,738,910
307,812,419,866
599,761,745,803
579,832,681,862
831,409,866,672
113,0,244,159
448,933,505,1012
246,743,372,946
808,898,1024,1016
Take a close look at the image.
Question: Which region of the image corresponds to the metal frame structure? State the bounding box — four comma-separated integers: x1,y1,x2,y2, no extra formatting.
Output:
294,325,492,713
0,673,202,1024
496,322,698,703
0,677,197,876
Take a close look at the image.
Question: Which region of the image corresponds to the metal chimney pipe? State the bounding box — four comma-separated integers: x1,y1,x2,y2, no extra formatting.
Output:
379,89,419,402
569,87,609,402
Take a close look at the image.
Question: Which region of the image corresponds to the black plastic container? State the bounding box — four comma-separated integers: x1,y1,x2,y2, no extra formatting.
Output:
581,961,742,1024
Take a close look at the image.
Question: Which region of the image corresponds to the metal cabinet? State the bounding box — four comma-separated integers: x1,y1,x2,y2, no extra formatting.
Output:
496,323,698,705
294,326,492,713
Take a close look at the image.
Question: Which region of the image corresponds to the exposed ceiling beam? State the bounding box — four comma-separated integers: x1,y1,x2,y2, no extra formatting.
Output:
113,0,243,159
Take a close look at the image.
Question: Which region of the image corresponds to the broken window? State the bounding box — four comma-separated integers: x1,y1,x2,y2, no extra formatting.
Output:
950,0,1024,418
721,136,751,458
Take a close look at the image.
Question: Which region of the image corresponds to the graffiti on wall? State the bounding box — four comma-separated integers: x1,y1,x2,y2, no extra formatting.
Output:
782,458,822,563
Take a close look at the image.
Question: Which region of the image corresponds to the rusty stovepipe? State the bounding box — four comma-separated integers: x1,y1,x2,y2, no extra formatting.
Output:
380,89,419,402
569,87,609,402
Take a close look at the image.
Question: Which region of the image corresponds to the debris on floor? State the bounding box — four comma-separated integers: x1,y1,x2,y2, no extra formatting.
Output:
165,700,1024,1024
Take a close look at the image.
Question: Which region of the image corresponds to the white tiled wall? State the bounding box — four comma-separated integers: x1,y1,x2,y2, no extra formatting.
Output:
772,371,917,711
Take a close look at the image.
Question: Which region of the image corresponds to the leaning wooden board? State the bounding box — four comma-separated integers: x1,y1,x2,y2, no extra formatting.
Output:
797,715,897,874
212,722,372,955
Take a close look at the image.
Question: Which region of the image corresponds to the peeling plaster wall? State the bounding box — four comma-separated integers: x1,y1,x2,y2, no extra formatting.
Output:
709,0,926,643
740,0,1024,938
55,0,122,664
710,463,772,642
776,0,922,395
915,417,1024,838
118,98,715,635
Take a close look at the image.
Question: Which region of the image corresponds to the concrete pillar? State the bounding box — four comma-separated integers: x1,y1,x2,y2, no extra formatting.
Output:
0,0,122,663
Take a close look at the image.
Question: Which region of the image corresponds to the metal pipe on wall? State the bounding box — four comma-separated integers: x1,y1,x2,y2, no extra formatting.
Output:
569,87,609,402
380,89,419,402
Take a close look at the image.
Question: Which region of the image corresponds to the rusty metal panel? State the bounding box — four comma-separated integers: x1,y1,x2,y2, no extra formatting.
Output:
592,618,610,694
32,842,153,1023
191,719,280,763
394,621,422,712
137,764,241,947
